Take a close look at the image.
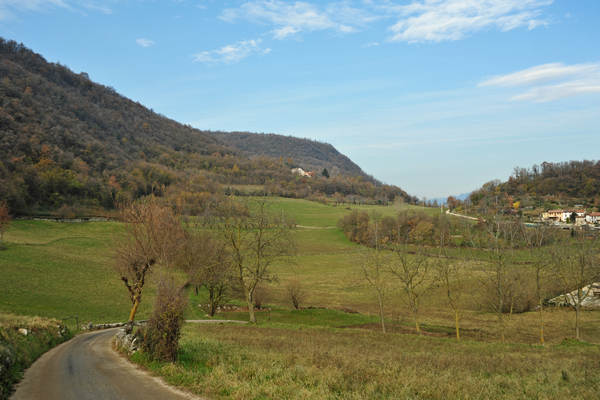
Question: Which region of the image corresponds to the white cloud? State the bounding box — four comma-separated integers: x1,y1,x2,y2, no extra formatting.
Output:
0,0,111,20
221,0,374,39
136,38,155,48
480,62,600,102
0,0,67,19
193,39,269,64
386,0,553,43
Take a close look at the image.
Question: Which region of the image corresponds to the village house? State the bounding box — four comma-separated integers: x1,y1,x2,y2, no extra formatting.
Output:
291,167,314,178
560,209,585,222
543,209,563,221
542,209,591,224
586,212,600,224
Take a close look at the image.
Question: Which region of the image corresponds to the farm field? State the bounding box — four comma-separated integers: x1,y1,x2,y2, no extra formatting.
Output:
1,198,599,342
1,197,600,399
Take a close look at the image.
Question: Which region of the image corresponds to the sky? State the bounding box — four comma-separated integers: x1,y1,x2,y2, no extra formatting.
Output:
1,0,599,199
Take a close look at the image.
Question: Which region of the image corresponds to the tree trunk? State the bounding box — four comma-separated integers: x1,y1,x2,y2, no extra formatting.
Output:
539,301,545,346
128,295,141,323
413,310,421,334
498,312,505,343
575,303,580,340
247,291,256,323
377,291,386,334
454,309,460,341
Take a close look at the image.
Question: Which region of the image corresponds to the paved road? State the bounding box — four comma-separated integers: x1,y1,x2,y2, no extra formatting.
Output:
10,329,199,400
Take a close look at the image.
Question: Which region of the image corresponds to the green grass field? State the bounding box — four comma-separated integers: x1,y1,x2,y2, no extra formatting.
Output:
2,198,600,399
0,220,154,325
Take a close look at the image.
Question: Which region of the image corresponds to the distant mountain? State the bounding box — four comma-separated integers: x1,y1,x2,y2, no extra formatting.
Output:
210,132,372,181
0,38,414,213
430,192,472,205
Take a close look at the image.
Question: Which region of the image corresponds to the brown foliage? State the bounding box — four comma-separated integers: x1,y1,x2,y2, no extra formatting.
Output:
286,279,307,310
180,230,231,316
115,198,184,322
140,277,187,362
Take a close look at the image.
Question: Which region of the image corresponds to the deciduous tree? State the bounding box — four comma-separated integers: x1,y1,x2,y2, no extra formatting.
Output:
551,233,600,340
179,229,231,316
115,198,184,325
361,219,390,333
223,200,295,323
390,245,430,334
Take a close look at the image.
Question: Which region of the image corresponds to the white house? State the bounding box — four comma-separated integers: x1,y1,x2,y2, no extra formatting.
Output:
561,209,586,222
291,168,312,177
586,212,600,224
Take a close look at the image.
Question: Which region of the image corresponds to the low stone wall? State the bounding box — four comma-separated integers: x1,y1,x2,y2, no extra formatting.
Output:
112,329,140,355
83,321,147,331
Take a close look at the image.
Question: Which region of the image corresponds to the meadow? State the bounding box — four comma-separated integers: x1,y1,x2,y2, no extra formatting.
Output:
1,198,599,399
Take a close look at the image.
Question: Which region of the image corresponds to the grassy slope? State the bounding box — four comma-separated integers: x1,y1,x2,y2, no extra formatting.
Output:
0,313,72,399
0,220,154,324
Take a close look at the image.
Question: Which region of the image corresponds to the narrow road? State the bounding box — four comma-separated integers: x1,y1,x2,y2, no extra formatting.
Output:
10,328,199,400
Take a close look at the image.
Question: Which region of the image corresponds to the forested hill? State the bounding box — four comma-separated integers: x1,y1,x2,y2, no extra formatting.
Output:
210,131,371,180
469,160,600,212
0,38,414,214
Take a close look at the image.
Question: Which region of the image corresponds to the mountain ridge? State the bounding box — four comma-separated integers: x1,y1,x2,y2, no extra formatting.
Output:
0,38,414,213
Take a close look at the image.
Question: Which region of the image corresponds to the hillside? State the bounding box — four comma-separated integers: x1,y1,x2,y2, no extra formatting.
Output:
469,160,600,213
0,38,414,213
210,131,371,180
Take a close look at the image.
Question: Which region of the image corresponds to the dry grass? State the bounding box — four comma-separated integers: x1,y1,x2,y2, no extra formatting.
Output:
132,323,600,400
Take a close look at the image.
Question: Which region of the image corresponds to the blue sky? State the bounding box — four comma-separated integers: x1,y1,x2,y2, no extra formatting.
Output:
1,0,599,199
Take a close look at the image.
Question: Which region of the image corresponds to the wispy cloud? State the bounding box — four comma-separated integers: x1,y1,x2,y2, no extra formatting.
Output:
480,62,600,102
136,38,155,48
0,0,67,19
385,0,553,43
0,0,111,20
193,39,270,64
221,0,375,40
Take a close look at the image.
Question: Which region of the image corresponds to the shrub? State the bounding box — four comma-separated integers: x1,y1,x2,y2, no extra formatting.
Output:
141,278,187,362
253,285,269,310
286,279,306,310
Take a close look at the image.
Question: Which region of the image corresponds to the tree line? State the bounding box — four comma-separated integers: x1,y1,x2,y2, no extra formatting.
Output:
468,160,600,214
357,213,600,343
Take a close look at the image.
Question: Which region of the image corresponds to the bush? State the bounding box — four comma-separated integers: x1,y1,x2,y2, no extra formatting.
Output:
253,286,269,310
140,278,187,362
286,279,306,310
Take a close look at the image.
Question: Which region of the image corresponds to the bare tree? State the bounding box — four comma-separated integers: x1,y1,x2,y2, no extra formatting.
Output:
179,230,231,316
223,200,295,323
551,233,600,340
361,218,390,333
287,279,307,310
521,223,553,345
435,256,464,340
481,217,511,343
115,198,184,325
0,202,10,247
390,245,430,334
